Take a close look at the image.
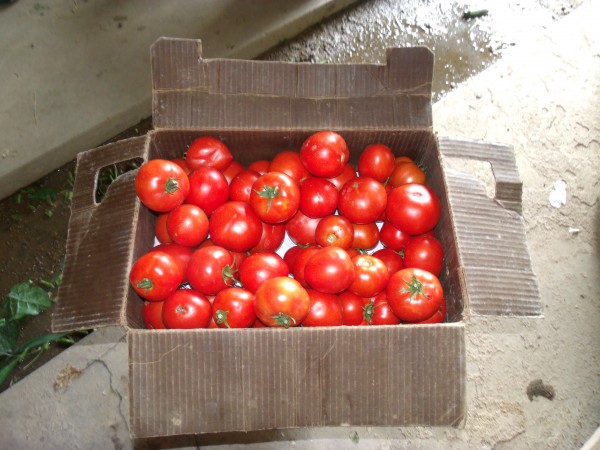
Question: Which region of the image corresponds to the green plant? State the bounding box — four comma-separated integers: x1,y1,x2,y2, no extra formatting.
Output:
96,159,141,203
0,280,84,386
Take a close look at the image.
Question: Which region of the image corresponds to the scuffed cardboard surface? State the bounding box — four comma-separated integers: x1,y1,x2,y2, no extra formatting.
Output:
52,137,150,332
151,38,434,131
129,326,465,437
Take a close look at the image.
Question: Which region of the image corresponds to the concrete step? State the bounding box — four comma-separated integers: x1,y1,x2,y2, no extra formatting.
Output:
0,0,357,200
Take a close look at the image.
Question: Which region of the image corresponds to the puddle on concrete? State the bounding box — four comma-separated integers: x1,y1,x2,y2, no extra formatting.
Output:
0,0,584,392
262,0,582,101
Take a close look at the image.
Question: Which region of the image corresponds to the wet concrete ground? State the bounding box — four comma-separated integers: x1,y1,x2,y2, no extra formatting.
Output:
263,0,582,100
0,0,585,390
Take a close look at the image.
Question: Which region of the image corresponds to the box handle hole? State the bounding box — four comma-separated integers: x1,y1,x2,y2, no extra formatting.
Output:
95,158,143,204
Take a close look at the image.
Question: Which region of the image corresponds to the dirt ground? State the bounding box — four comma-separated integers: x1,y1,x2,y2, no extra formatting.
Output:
0,117,153,391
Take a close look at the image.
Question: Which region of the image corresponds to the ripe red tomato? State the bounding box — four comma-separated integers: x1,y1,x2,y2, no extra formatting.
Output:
304,246,354,294
315,214,354,249
285,210,320,246
406,297,447,324
345,248,361,259
161,288,212,329
389,162,426,187
142,300,166,329
379,221,412,251
186,136,233,171
197,239,247,273
283,245,304,271
291,246,321,288
372,248,404,276
229,169,260,203
300,131,349,178
348,254,389,298
299,177,339,218
250,222,286,253
269,150,310,184
221,160,244,183
212,287,256,328
386,268,443,322
327,163,357,190
250,172,300,223
403,234,444,276
351,222,380,251
254,277,310,328
357,143,395,183
248,159,270,175
153,243,194,280
171,158,191,175
154,213,172,244
239,252,290,294
386,184,441,235
377,182,394,222
209,201,263,252
338,177,387,224
302,290,343,327
187,245,237,295
253,318,268,328
395,156,413,165
338,291,370,326
135,159,190,213
166,204,209,247
129,251,184,301
367,292,401,325
186,167,229,216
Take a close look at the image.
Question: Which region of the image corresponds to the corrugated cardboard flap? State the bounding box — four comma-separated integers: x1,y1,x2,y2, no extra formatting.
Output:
438,137,541,317
129,324,465,437
52,136,151,332
151,37,433,131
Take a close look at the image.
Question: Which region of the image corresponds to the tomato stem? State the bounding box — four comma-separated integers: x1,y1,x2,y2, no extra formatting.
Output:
254,185,280,213
363,301,374,324
400,275,424,302
164,178,181,195
215,310,231,328
271,312,295,329
136,278,153,294
222,263,239,286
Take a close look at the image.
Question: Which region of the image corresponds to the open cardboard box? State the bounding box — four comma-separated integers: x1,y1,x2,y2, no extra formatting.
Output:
51,38,541,438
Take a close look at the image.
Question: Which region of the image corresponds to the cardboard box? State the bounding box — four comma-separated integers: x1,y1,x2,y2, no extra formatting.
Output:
52,38,541,438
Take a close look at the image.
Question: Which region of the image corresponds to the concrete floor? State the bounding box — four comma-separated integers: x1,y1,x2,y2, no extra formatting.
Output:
0,0,357,201
1,0,599,449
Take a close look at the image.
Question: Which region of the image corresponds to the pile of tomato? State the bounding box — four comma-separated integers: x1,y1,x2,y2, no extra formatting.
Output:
129,131,446,329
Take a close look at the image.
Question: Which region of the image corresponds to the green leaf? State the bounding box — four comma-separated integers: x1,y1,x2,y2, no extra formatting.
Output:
16,332,71,354
26,187,57,205
0,320,19,354
0,357,21,385
6,282,52,321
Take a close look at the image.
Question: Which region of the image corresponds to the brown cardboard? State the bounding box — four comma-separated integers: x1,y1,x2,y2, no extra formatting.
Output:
52,37,540,438
129,325,465,436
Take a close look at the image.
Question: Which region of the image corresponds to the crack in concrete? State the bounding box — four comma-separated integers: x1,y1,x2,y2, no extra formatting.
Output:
86,357,130,435
67,331,129,435
494,429,526,449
